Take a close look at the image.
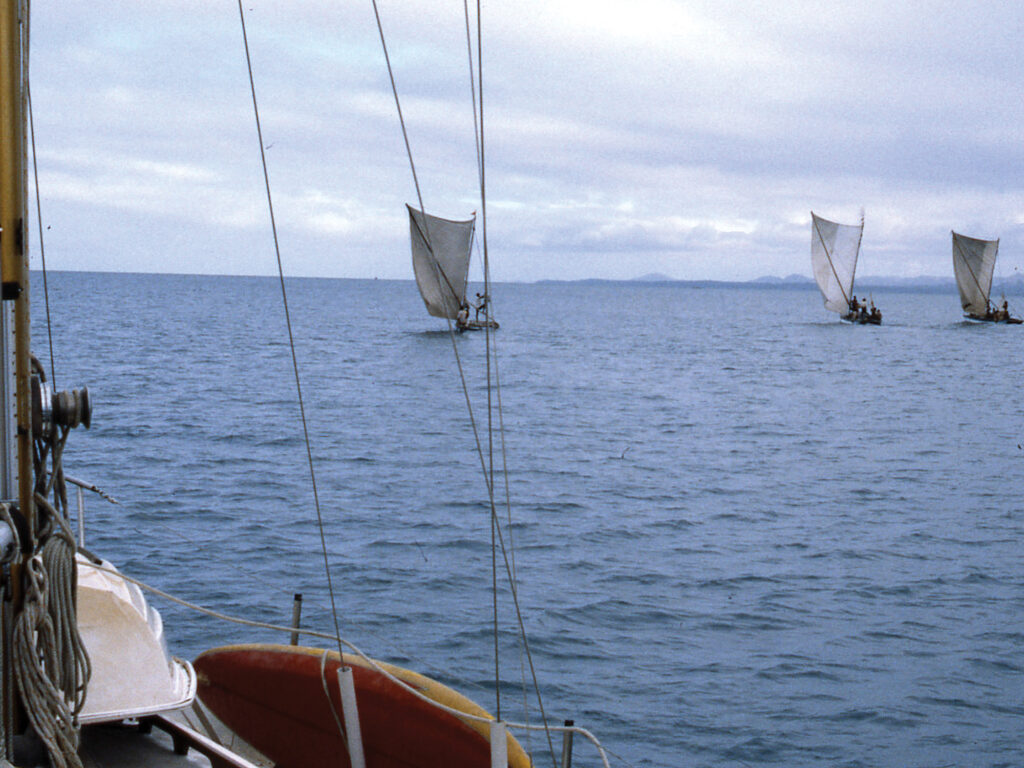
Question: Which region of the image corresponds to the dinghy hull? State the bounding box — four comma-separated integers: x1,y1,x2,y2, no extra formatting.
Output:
194,644,530,768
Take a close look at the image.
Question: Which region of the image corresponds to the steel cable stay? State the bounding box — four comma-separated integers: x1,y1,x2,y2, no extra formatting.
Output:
75,560,612,768
16,2,591,765
26,79,57,385
10,11,90,767
83,502,510,706
407,207,473,314
372,1,561,764
234,1,346,669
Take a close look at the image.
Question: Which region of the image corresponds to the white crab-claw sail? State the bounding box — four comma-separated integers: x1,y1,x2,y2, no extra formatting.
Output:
407,205,476,320
952,231,999,316
810,212,863,314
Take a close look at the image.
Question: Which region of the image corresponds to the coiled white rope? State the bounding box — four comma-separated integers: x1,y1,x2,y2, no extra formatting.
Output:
41,526,91,717
13,554,82,768
6,487,91,768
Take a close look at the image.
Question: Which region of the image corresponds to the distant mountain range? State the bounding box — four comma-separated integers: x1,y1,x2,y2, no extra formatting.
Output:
539,273,1024,295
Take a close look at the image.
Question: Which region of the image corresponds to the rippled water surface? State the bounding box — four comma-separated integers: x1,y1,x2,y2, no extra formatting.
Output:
36,273,1024,767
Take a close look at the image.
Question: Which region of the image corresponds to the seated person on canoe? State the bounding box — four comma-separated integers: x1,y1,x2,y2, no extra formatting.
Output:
456,303,470,330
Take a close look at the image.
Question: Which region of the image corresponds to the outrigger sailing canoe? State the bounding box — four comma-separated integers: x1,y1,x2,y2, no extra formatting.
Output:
951,231,1022,323
408,205,498,332
810,211,881,325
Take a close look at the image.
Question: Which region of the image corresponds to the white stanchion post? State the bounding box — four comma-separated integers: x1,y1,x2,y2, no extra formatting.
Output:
337,666,366,768
490,721,507,768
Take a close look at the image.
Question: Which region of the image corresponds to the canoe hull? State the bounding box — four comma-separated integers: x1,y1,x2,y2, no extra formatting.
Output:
965,313,1023,324
457,319,500,332
840,312,881,325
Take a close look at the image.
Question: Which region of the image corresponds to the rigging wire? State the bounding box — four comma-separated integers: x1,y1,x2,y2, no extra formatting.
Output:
78,560,613,768
462,0,483,189
24,33,57,385
465,4,559,762
466,0,503,725
234,0,346,665
371,3,559,763
107,507,499,701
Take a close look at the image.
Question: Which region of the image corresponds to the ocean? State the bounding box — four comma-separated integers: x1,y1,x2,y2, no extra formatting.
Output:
35,272,1024,768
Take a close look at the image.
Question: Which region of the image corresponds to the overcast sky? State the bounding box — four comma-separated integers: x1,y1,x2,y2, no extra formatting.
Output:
25,1,1024,282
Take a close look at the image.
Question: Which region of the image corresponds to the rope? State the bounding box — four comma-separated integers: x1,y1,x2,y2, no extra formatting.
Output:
407,207,470,315
370,0,427,227
318,649,349,753
234,0,346,666
468,0,503,723
61,474,118,505
489,330,534,749
108,507,490,701
76,561,612,768
7,81,90,755
372,3,558,763
13,557,82,768
26,77,57,386
0,504,21,560
370,0,467,330
40,526,90,718
462,0,482,181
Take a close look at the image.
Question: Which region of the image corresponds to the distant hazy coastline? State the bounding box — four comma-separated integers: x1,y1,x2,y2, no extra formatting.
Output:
537,272,1024,295
35,269,1024,295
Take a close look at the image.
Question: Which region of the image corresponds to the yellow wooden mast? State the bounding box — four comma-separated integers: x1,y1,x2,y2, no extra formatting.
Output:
0,0,31,757
0,0,31,531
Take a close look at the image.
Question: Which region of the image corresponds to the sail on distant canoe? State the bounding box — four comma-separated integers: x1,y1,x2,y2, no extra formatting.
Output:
952,231,998,316
810,212,863,314
408,205,476,320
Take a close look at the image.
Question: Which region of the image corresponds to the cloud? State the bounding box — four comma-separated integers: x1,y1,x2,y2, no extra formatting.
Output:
24,1,1024,281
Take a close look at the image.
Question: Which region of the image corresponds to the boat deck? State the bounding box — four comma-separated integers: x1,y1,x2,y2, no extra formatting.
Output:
76,712,269,768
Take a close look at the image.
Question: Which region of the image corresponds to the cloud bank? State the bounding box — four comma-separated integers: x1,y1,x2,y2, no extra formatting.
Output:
26,1,1024,282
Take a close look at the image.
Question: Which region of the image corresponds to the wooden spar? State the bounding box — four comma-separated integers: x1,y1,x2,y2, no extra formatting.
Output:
0,0,31,520
0,0,31,757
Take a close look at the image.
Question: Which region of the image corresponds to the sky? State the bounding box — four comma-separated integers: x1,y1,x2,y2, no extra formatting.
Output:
24,1,1024,282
